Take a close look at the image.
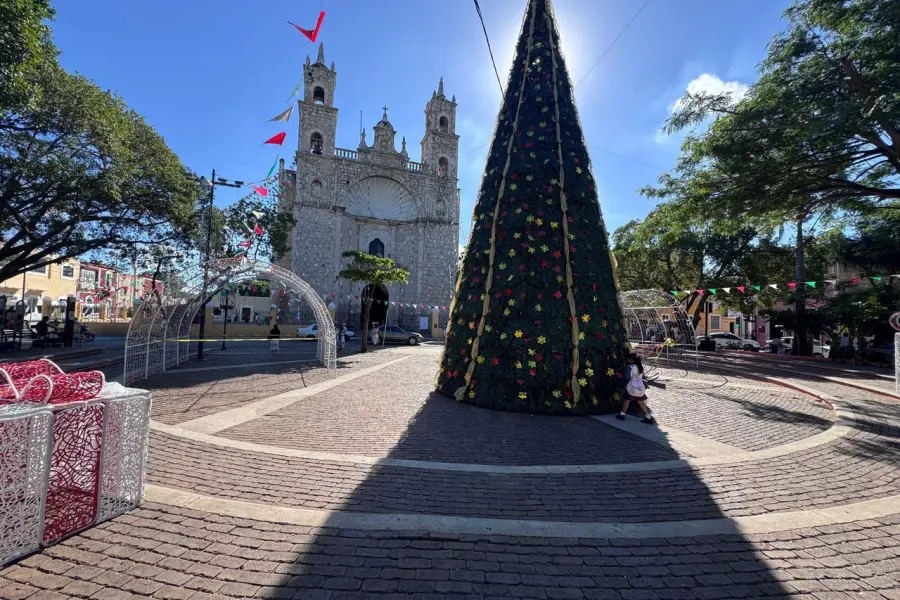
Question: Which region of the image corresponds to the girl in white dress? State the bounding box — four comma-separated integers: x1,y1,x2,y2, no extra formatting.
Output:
616,352,655,424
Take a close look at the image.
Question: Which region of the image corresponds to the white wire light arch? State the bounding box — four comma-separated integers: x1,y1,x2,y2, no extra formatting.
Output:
124,257,336,384
620,289,697,365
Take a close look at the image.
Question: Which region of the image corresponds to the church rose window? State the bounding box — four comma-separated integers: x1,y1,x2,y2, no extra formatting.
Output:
345,176,417,221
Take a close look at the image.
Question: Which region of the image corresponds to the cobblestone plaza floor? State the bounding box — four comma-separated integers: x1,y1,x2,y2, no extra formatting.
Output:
2,343,899,599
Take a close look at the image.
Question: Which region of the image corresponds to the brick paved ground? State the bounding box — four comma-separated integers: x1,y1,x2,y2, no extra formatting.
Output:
218,354,683,465
2,503,899,599
146,351,395,425
217,354,834,461
2,346,899,599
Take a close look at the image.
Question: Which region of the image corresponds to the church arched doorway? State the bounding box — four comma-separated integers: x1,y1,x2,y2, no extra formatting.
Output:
361,284,388,331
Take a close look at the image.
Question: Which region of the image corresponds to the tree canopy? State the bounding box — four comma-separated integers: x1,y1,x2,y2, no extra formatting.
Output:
221,180,295,261
0,0,55,110
1,6,201,282
651,0,900,229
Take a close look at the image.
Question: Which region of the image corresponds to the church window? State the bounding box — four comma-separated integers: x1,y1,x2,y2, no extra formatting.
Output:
436,199,447,218
439,116,449,132
438,157,449,177
311,179,323,202
310,132,324,154
369,238,385,257
313,86,326,104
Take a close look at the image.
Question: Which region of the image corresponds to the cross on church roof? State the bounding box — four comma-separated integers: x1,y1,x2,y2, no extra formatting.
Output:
382,106,389,120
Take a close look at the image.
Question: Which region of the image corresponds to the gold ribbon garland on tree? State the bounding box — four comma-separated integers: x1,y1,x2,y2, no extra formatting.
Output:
456,1,538,402
546,7,582,406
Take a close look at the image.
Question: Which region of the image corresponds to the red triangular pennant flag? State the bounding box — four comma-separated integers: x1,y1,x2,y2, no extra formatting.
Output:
254,223,264,235
238,239,252,248
787,282,797,290
288,12,326,43
249,184,268,197
264,132,286,146
736,286,745,293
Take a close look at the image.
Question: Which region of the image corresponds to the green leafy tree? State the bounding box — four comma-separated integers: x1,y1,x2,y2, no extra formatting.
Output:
611,219,701,293
0,61,201,281
0,0,55,111
645,0,900,353
337,250,409,353
222,179,295,261
614,203,759,327
438,0,631,414
822,211,900,275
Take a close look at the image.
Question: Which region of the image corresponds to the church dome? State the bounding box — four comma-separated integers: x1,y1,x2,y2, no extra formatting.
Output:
345,176,417,221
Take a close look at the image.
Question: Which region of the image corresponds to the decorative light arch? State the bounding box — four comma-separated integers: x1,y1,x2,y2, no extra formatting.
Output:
619,289,697,363
124,258,336,384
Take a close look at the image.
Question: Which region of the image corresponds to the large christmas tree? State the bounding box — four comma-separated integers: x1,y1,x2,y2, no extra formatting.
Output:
437,0,630,414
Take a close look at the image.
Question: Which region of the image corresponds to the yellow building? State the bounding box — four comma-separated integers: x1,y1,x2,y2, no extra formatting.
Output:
0,259,81,325
686,297,740,336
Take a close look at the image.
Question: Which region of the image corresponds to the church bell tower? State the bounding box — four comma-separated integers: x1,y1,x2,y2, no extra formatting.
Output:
298,43,338,157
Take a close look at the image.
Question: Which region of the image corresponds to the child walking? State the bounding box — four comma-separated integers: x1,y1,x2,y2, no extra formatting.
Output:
616,352,655,424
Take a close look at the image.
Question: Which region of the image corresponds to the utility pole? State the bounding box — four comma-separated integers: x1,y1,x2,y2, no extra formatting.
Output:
196,170,243,360
197,169,215,360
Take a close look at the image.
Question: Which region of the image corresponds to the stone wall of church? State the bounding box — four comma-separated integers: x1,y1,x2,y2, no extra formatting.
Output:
290,154,458,329
291,204,335,299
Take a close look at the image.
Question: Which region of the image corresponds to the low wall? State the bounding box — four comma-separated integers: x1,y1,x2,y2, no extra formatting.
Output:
88,322,130,337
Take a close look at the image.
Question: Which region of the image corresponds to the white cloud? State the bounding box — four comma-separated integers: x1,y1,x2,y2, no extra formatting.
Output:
669,73,749,114
655,73,750,145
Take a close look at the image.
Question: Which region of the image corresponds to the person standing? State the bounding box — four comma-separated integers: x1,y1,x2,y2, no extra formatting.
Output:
839,332,850,360
337,324,346,352
268,324,281,354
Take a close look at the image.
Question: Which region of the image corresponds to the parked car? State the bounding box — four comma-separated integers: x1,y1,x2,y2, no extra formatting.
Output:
770,336,829,358
369,325,423,346
701,332,760,351
296,323,355,340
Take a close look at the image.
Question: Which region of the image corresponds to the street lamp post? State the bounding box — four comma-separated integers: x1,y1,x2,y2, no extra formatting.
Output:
195,171,242,360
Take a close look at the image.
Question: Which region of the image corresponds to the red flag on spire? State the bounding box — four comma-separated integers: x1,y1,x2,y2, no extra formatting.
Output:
249,184,268,197
254,223,264,235
264,132,286,146
288,12,326,43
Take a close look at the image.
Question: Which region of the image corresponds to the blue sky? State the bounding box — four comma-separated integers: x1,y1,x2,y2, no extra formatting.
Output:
52,0,791,251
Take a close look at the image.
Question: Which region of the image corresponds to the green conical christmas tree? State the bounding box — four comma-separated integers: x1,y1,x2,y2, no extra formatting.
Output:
437,0,630,414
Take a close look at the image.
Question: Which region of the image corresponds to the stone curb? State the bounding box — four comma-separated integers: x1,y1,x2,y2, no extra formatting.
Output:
143,484,900,539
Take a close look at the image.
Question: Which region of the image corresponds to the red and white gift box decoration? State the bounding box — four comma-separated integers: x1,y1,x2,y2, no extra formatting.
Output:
0,360,151,566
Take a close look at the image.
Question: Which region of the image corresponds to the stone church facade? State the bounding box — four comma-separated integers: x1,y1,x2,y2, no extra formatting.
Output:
278,44,460,331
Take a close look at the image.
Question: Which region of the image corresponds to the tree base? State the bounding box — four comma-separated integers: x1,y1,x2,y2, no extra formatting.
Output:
433,380,621,416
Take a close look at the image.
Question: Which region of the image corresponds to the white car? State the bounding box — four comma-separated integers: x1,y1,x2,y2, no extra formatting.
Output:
777,336,829,358
704,332,761,351
296,324,355,340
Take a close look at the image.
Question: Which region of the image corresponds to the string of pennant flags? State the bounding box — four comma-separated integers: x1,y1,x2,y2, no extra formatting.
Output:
320,293,449,312
224,4,329,258
670,273,900,298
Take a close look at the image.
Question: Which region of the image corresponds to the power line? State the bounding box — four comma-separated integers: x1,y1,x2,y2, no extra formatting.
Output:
460,0,655,163
473,0,505,97
574,0,653,90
